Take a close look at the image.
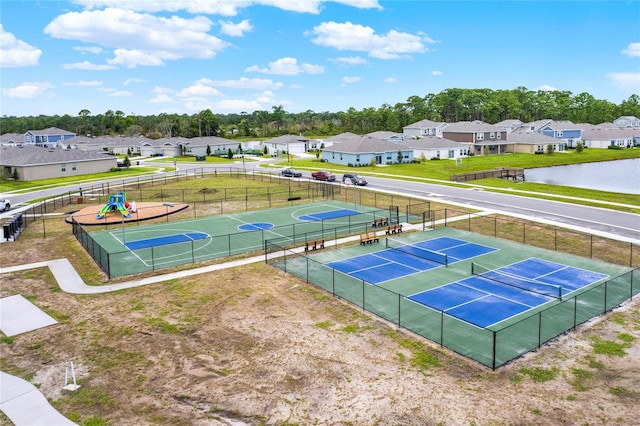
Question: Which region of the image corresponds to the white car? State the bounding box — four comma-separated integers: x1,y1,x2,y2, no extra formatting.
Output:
0,198,10,212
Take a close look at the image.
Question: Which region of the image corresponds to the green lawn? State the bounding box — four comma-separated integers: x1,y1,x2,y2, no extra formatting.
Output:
280,149,640,212
0,167,165,194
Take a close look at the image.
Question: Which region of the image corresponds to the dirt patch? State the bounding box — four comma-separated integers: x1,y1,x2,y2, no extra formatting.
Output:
1,231,639,425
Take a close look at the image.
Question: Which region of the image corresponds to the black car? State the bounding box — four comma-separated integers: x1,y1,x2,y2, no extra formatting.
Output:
342,173,368,186
281,168,302,177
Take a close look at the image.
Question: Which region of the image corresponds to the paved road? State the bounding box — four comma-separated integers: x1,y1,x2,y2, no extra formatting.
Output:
2,159,639,242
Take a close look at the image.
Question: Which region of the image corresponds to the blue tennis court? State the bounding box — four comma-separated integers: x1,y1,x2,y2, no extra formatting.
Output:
327,236,498,284
408,257,609,328
298,208,361,221
124,232,209,250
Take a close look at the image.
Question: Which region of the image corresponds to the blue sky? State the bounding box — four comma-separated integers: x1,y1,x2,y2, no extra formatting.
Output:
1,0,639,118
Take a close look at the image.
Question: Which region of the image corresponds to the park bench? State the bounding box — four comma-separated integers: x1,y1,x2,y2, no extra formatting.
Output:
304,239,325,252
371,217,389,228
360,232,379,245
385,224,403,235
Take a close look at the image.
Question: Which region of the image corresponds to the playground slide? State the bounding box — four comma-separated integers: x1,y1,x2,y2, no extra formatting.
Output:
96,202,131,219
96,204,112,219
117,203,131,218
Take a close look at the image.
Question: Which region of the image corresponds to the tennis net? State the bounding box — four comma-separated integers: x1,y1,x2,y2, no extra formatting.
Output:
386,237,448,266
471,263,562,299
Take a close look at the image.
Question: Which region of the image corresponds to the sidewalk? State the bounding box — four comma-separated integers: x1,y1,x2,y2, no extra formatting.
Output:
0,372,76,426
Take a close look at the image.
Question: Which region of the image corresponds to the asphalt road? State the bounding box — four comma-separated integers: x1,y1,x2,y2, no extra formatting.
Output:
2,159,639,243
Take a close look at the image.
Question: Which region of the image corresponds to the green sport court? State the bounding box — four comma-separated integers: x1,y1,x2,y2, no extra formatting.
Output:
83,200,416,277
268,227,638,369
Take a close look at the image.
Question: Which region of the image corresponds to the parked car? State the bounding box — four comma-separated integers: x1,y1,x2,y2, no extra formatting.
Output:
281,168,302,177
342,173,368,186
0,198,10,212
311,171,336,181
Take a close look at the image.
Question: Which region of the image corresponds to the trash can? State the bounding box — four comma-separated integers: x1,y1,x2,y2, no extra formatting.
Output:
77,197,84,204
137,160,140,165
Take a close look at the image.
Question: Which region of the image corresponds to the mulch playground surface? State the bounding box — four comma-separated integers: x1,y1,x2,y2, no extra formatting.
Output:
65,202,189,225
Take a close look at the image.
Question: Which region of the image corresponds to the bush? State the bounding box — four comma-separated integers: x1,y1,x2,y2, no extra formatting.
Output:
607,145,623,150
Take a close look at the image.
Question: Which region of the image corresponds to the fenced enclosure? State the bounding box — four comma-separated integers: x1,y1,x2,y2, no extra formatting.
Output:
72,196,432,278
17,167,433,236
430,207,640,268
266,228,639,369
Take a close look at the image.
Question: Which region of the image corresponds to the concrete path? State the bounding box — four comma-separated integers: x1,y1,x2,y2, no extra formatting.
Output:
0,372,77,426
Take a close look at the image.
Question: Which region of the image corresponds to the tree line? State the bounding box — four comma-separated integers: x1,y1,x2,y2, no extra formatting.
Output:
1,87,638,140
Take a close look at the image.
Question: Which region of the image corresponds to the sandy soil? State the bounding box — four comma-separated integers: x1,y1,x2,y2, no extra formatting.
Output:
1,232,639,425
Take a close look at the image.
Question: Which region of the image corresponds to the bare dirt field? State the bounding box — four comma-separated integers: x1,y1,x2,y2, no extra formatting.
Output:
1,220,639,426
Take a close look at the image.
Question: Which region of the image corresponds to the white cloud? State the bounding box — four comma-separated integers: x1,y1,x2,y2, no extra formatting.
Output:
108,49,172,68
621,42,640,57
44,8,229,67
608,72,640,90
2,81,53,98
196,77,283,91
176,83,223,97
149,93,173,103
431,70,442,76
219,19,253,37
330,56,369,66
246,57,325,75
77,80,103,86
74,0,382,16
62,61,117,70
342,76,361,84
123,78,143,86
211,99,264,112
0,24,42,67
307,21,433,59
109,90,132,97
149,86,174,103
74,46,104,54
536,85,558,92
383,77,397,83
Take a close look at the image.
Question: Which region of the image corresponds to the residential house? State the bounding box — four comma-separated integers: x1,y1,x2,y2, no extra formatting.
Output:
581,128,639,149
441,121,509,155
504,130,565,154
365,131,405,143
494,119,524,134
613,116,640,129
321,135,414,166
179,136,243,157
261,134,309,156
0,145,116,180
399,136,470,160
538,121,580,149
0,133,25,146
402,119,447,138
24,127,76,148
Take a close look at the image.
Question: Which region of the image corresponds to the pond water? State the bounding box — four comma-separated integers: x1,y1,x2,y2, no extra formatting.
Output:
524,158,640,195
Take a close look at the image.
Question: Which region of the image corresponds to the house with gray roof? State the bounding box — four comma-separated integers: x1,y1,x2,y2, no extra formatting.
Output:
442,121,509,155
402,119,447,138
24,127,76,148
494,119,523,133
322,136,414,166
365,131,405,143
399,136,470,160
581,128,639,149
538,120,580,149
1,145,116,180
613,116,640,129
0,133,25,145
262,134,310,156
503,130,565,154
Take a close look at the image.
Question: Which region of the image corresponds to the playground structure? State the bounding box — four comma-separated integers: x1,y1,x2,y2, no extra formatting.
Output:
96,192,137,219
